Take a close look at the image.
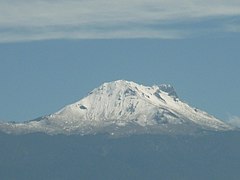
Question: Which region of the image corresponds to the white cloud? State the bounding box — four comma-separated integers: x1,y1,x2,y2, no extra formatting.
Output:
0,0,240,42
227,116,240,128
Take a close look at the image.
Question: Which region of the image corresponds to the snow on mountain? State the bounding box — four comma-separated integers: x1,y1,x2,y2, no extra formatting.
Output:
0,80,232,135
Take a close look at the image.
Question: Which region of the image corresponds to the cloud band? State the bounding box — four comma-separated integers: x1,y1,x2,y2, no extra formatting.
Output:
0,0,240,42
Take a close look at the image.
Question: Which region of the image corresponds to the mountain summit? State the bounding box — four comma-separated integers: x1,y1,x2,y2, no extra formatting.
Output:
0,80,232,135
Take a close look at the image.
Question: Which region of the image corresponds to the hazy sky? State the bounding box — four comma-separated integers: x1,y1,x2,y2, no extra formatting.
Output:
0,0,240,123
1,0,240,42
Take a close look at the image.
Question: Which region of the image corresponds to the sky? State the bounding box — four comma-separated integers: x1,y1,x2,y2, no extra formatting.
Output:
0,0,240,125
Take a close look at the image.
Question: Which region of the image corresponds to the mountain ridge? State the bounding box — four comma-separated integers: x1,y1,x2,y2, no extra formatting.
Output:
0,80,233,135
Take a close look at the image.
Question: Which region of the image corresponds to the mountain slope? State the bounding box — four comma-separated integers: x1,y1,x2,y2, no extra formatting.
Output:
0,80,232,135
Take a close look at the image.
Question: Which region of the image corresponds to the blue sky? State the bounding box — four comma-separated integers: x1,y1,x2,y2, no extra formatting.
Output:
0,0,240,124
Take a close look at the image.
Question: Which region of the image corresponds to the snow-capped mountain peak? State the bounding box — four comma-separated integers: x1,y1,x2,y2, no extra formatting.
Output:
0,80,232,135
